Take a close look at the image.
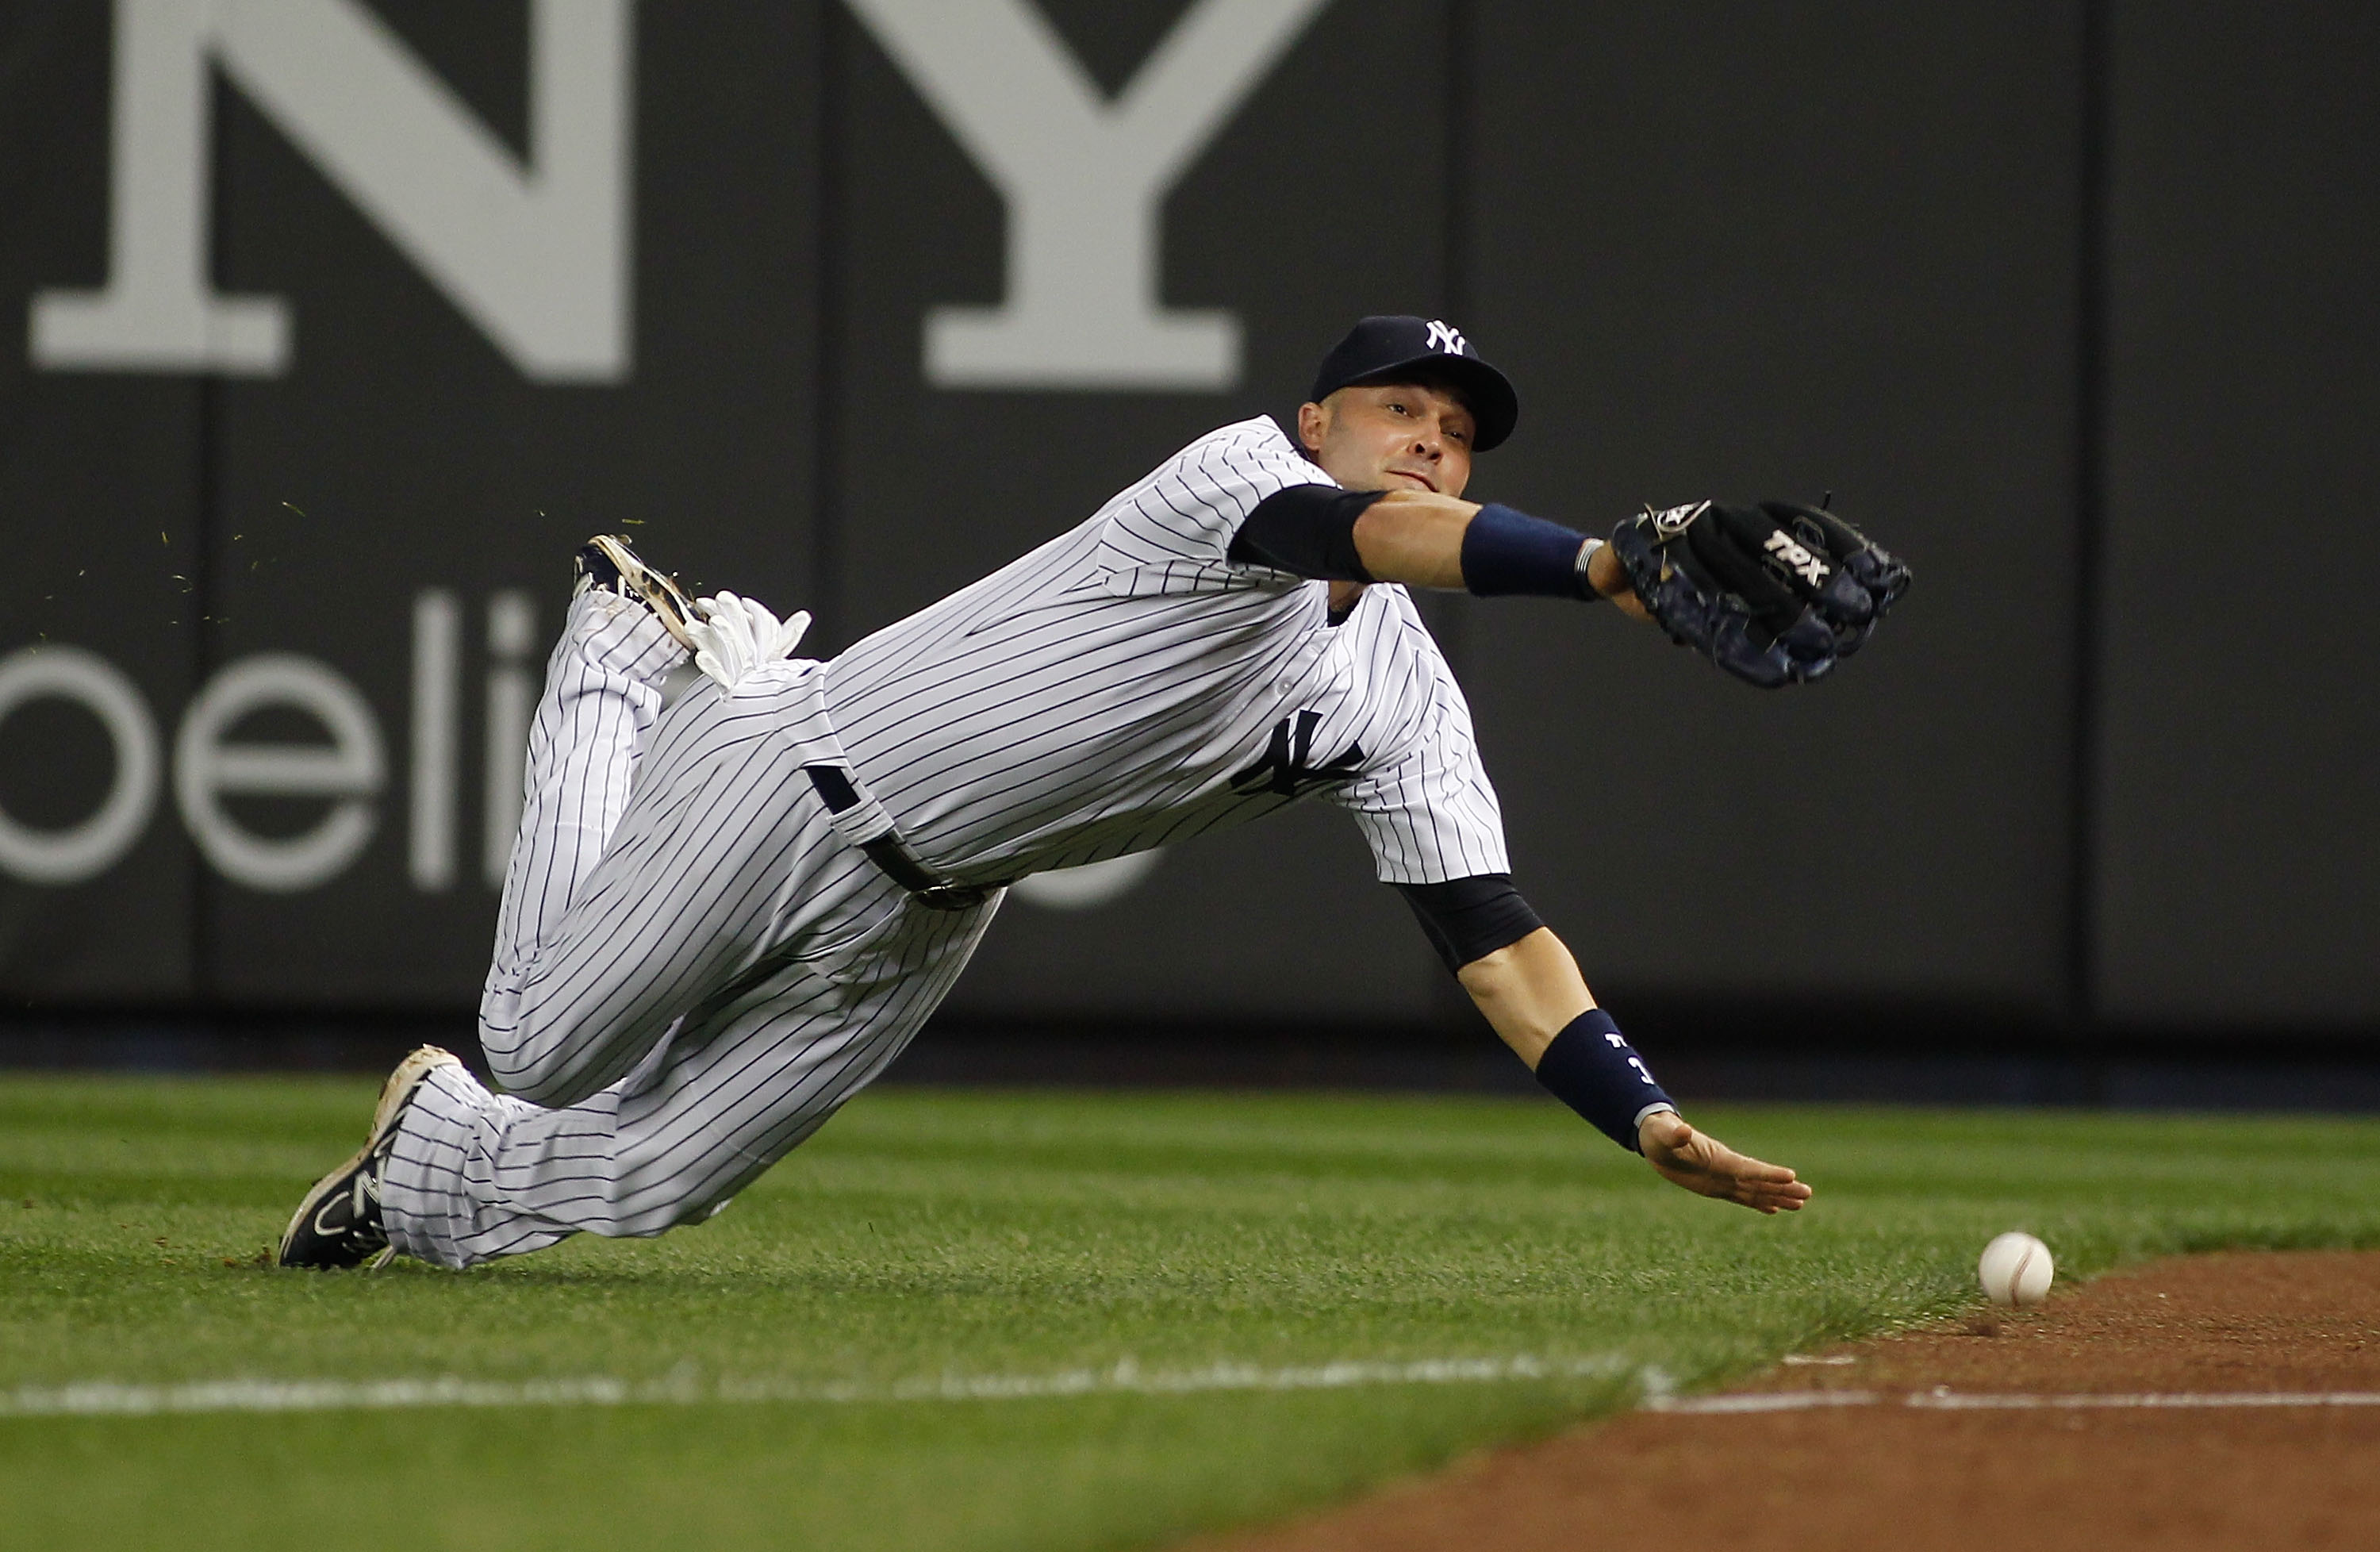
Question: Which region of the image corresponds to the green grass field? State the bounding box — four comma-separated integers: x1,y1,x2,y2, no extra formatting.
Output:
3,1075,2378,1552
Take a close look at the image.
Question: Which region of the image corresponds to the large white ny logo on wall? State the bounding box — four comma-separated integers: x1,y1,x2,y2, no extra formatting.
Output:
32,0,1338,392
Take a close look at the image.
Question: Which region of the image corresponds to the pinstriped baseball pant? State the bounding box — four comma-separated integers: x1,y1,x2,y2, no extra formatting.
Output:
378,593,1001,1270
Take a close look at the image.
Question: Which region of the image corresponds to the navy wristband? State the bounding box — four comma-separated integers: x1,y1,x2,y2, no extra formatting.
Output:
1533,1009,1676,1152
1461,503,1597,600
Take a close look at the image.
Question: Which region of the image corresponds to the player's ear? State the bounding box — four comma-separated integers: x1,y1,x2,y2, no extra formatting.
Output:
1296,400,1328,453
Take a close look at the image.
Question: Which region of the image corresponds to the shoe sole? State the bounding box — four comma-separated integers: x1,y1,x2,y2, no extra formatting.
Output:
585,534,701,651
277,1045,462,1269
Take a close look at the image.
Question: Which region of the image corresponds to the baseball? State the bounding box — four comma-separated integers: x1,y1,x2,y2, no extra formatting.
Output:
1978,1231,2055,1308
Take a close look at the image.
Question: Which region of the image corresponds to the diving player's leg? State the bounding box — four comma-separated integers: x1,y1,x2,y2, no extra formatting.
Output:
485,584,681,997
277,540,814,1271
286,672,853,1271
476,654,827,1108
478,544,702,1103
382,890,1000,1269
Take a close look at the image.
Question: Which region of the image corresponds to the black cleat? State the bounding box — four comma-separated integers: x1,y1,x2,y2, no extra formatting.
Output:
574,534,701,651
278,1046,461,1270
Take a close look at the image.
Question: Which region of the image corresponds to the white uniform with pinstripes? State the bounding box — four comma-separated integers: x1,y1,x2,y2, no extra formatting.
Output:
381,417,1508,1268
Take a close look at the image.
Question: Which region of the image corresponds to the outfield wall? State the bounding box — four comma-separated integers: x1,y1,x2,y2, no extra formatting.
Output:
1,2,2374,1035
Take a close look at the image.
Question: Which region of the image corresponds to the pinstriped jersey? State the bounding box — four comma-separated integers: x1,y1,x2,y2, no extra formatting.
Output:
823,415,1510,887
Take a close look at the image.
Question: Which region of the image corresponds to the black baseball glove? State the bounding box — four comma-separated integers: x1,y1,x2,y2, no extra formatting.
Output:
1606,501,1910,688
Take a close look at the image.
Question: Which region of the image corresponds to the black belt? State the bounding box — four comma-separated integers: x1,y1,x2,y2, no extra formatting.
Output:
803,765,993,912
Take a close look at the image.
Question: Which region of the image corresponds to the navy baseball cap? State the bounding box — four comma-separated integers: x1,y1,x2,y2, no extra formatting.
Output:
1307,315,1519,451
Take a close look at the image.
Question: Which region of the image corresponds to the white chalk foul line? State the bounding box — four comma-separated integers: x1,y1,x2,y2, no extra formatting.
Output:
17,1365,2363,1423
1649,1389,2380,1416
0,1354,1668,1421
1910,1390,2380,1411
1649,1390,1882,1416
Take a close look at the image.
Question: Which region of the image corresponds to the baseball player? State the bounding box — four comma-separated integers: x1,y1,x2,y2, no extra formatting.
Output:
282,316,1906,1270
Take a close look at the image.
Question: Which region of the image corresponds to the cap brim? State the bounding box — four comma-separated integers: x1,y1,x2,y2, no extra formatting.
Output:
1345,353,1519,452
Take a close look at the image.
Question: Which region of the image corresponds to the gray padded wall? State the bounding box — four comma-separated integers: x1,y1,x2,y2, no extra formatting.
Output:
2092,3,2380,1023
1461,2,2083,1008
2,0,2374,1035
0,4,202,998
5,4,823,1003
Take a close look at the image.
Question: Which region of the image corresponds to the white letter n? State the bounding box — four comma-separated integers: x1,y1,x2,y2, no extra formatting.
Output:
844,0,1331,391
30,0,632,382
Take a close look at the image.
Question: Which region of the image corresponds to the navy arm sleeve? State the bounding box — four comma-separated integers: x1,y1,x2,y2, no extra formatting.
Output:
1226,484,1389,582
1393,874,1545,974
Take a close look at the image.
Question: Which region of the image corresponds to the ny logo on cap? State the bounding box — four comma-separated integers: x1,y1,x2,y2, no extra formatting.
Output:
1425,319,1468,355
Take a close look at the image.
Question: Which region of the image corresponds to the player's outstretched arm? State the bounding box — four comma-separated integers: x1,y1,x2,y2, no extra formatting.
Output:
1279,376,1906,682
1454,928,1809,1214
1349,492,1650,620
1347,489,1913,692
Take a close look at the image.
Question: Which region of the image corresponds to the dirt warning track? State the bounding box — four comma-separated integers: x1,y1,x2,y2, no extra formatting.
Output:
1191,1251,2380,1552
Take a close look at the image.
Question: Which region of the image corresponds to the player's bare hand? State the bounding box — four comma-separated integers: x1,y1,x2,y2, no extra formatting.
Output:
1637,1111,1811,1214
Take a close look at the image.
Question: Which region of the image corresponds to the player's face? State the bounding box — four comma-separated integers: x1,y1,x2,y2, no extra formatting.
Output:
1299,382,1476,499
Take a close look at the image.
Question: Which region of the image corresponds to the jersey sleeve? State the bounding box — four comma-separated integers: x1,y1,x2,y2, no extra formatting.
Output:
1101,418,1338,580
1326,644,1512,885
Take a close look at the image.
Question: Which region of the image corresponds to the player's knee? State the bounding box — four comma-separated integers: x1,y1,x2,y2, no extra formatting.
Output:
499,1065,599,1108
489,1044,609,1108
478,1009,603,1107
480,970,675,1108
